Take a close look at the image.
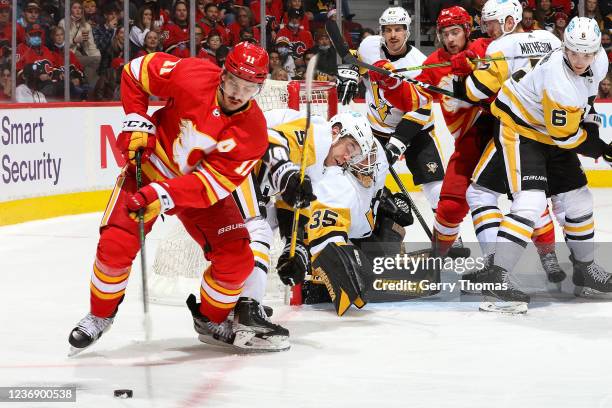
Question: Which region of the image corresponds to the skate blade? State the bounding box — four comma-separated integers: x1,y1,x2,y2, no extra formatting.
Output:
479,301,528,315
232,331,291,353
67,346,87,357
574,286,612,299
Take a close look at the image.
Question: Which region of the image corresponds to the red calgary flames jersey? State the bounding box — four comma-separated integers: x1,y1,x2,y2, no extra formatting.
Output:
121,52,268,210
416,37,490,140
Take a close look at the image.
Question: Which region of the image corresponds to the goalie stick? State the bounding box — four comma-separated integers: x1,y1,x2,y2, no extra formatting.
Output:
324,20,487,108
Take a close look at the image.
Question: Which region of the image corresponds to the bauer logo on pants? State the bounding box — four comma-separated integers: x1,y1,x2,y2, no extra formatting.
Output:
218,223,246,235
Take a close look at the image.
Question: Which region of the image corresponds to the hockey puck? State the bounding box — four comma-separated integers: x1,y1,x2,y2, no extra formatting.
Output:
114,389,133,398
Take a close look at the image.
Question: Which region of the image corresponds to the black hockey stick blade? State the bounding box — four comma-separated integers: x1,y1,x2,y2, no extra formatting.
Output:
324,19,486,108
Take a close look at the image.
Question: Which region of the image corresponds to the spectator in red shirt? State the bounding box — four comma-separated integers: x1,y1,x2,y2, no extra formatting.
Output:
228,6,260,45
277,8,313,57
535,0,557,31
526,0,571,16
198,3,230,45
280,0,310,31
1,0,25,62
161,0,190,57
19,1,47,45
551,11,567,40
250,0,282,26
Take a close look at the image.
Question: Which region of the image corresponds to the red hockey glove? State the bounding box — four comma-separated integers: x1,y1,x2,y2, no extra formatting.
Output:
368,60,401,90
450,50,478,77
117,113,157,165
127,182,175,223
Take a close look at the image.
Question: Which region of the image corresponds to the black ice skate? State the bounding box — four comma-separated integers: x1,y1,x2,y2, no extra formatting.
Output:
571,256,612,297
186,294,235,348
539,251,566,290
68,313,114,356
459,254,492,294
479,265,530,314
233,297,290,352
447,237,471,259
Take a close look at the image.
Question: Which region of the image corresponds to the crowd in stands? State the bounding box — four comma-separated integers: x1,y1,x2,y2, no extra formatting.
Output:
0,0,364,102
0,0,610,102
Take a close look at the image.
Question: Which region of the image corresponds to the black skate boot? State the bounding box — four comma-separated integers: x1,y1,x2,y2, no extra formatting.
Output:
68,313,114,356
571,256,612,297
233,297,290,352
539,251,566,290
447,237,471,259
459,254,493,294
186,294,235,348
479,265,530,314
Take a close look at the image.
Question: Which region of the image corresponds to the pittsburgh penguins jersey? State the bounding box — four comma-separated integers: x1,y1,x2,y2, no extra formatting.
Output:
357,35,433,135
307,137,389,257
261,109,333,200
465,30,561,102
491,47,607,149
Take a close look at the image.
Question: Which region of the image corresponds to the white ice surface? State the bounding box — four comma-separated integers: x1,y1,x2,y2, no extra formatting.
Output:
1,191,612,408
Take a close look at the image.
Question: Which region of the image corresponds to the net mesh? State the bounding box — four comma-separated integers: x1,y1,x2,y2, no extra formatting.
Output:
148,80,336,305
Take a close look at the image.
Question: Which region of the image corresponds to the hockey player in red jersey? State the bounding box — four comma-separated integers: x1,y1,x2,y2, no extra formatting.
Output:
68,42,272,354
379,6,490,257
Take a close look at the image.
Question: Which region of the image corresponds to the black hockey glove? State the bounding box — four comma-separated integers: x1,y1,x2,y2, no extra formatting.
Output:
336,64,359,105
280,170,317,208
378,192,414,227
277,240,311,286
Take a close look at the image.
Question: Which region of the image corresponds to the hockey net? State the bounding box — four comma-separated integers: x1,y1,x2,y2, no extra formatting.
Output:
148,80,338,306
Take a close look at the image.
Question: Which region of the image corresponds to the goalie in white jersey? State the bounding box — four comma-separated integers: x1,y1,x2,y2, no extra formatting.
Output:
478,17,612,313
336,7,448,224
235,109,414,319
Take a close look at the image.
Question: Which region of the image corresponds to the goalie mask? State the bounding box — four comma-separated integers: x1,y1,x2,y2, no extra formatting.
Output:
329,112,378,186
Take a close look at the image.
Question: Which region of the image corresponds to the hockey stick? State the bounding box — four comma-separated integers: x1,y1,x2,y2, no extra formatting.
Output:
286,54,319,304
390,54,549,74
135,151,152,341
324,20,487,108
388,166,433,241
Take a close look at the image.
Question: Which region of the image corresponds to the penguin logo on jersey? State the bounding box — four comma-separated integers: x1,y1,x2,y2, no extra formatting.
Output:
212,108,220,117
426,162,438,174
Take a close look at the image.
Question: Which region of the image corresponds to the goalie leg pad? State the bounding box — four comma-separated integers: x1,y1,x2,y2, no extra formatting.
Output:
312,243,372,316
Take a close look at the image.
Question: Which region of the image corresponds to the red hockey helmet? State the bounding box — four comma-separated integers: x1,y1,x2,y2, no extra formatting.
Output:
224,41,269,84
437,6,472,36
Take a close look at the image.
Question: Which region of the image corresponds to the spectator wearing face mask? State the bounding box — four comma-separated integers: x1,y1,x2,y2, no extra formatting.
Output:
276,8,313,58
280,0,310,31
18,1,47,45
311,29,336,77
16,62,47,102
16,25,55,85
274,36,296,78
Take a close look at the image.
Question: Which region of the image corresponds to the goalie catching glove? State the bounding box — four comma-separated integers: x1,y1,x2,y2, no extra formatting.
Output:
280,169,317,208
127,182,175,222
336,64,359,105
277,240,311,286
117,113,157,164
